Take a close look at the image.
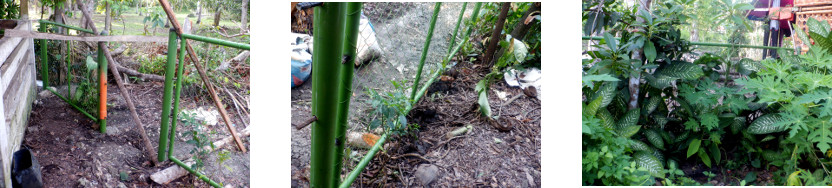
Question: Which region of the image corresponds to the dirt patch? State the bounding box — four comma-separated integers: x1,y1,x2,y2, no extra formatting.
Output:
25,82,249,187
353,60,541,187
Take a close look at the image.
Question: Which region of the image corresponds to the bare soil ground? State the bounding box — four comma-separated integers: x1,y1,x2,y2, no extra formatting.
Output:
291,2,541,187
26,55,250,187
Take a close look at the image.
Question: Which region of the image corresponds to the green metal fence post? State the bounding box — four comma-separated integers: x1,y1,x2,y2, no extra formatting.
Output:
310,2,346,188
448,2,467,54
98,31,108,133
39,25,48,88
332,2,362,184
158,29,178,162
168,36,187,158
410,2,442,101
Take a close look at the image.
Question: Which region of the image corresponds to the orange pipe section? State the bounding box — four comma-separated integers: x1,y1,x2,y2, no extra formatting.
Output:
99,70,107,119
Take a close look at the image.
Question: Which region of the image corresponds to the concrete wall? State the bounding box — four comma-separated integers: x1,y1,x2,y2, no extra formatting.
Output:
0,19,36,188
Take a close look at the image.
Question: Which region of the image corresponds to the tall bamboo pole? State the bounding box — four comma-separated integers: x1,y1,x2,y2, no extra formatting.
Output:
310,3,346,188
332,2,362,184
157,29,178,162
448,2,467,54
410,2,442,101
168,37,187,158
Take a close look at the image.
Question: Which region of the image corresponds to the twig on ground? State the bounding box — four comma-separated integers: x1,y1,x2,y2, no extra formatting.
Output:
391,153,432,163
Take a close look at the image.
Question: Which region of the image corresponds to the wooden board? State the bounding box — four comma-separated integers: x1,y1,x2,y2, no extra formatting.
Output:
4,29,168,43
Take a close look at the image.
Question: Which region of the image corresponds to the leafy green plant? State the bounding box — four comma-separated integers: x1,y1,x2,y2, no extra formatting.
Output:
366,80,412,136
142,6,166,35
734,17,832,186
0,0,19,19
582,1,766,185
180,111,216,171
136,55,166,75
582,104,653,185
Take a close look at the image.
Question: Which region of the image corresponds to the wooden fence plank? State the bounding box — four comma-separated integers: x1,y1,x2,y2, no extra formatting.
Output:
4,29,168,43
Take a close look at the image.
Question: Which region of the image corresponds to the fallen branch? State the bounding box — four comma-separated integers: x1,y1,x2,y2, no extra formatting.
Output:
215,50,249,71
109,44,127,57
214,27,249,38
223,86,249,127
113,60,165,82
75,0,158,165
150,127,251,184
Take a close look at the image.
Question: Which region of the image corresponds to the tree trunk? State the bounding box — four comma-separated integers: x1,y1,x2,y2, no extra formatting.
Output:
483,2,511,66
20,0,28,17
241,0,248,30
510,3,539,41
213,6,221,27
104,1,111,33
196,1,201,24
494,2,540,63
627,0,651,110
53,3,64,33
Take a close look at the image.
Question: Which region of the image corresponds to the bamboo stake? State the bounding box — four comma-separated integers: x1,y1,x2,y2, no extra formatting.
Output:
310,3,346,187
410,2,442,102
333,2,362,185
74,0,157,165
156,0,246,153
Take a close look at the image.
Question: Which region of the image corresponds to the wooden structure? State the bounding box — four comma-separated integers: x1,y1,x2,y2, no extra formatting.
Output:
794,1,832,53
0,19,36,188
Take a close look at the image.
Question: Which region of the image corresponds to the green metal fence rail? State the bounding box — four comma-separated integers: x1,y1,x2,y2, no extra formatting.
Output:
39,20,94,34
37,19,250,188
38,21,104,126
581,36,796,51
181,33,250,50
